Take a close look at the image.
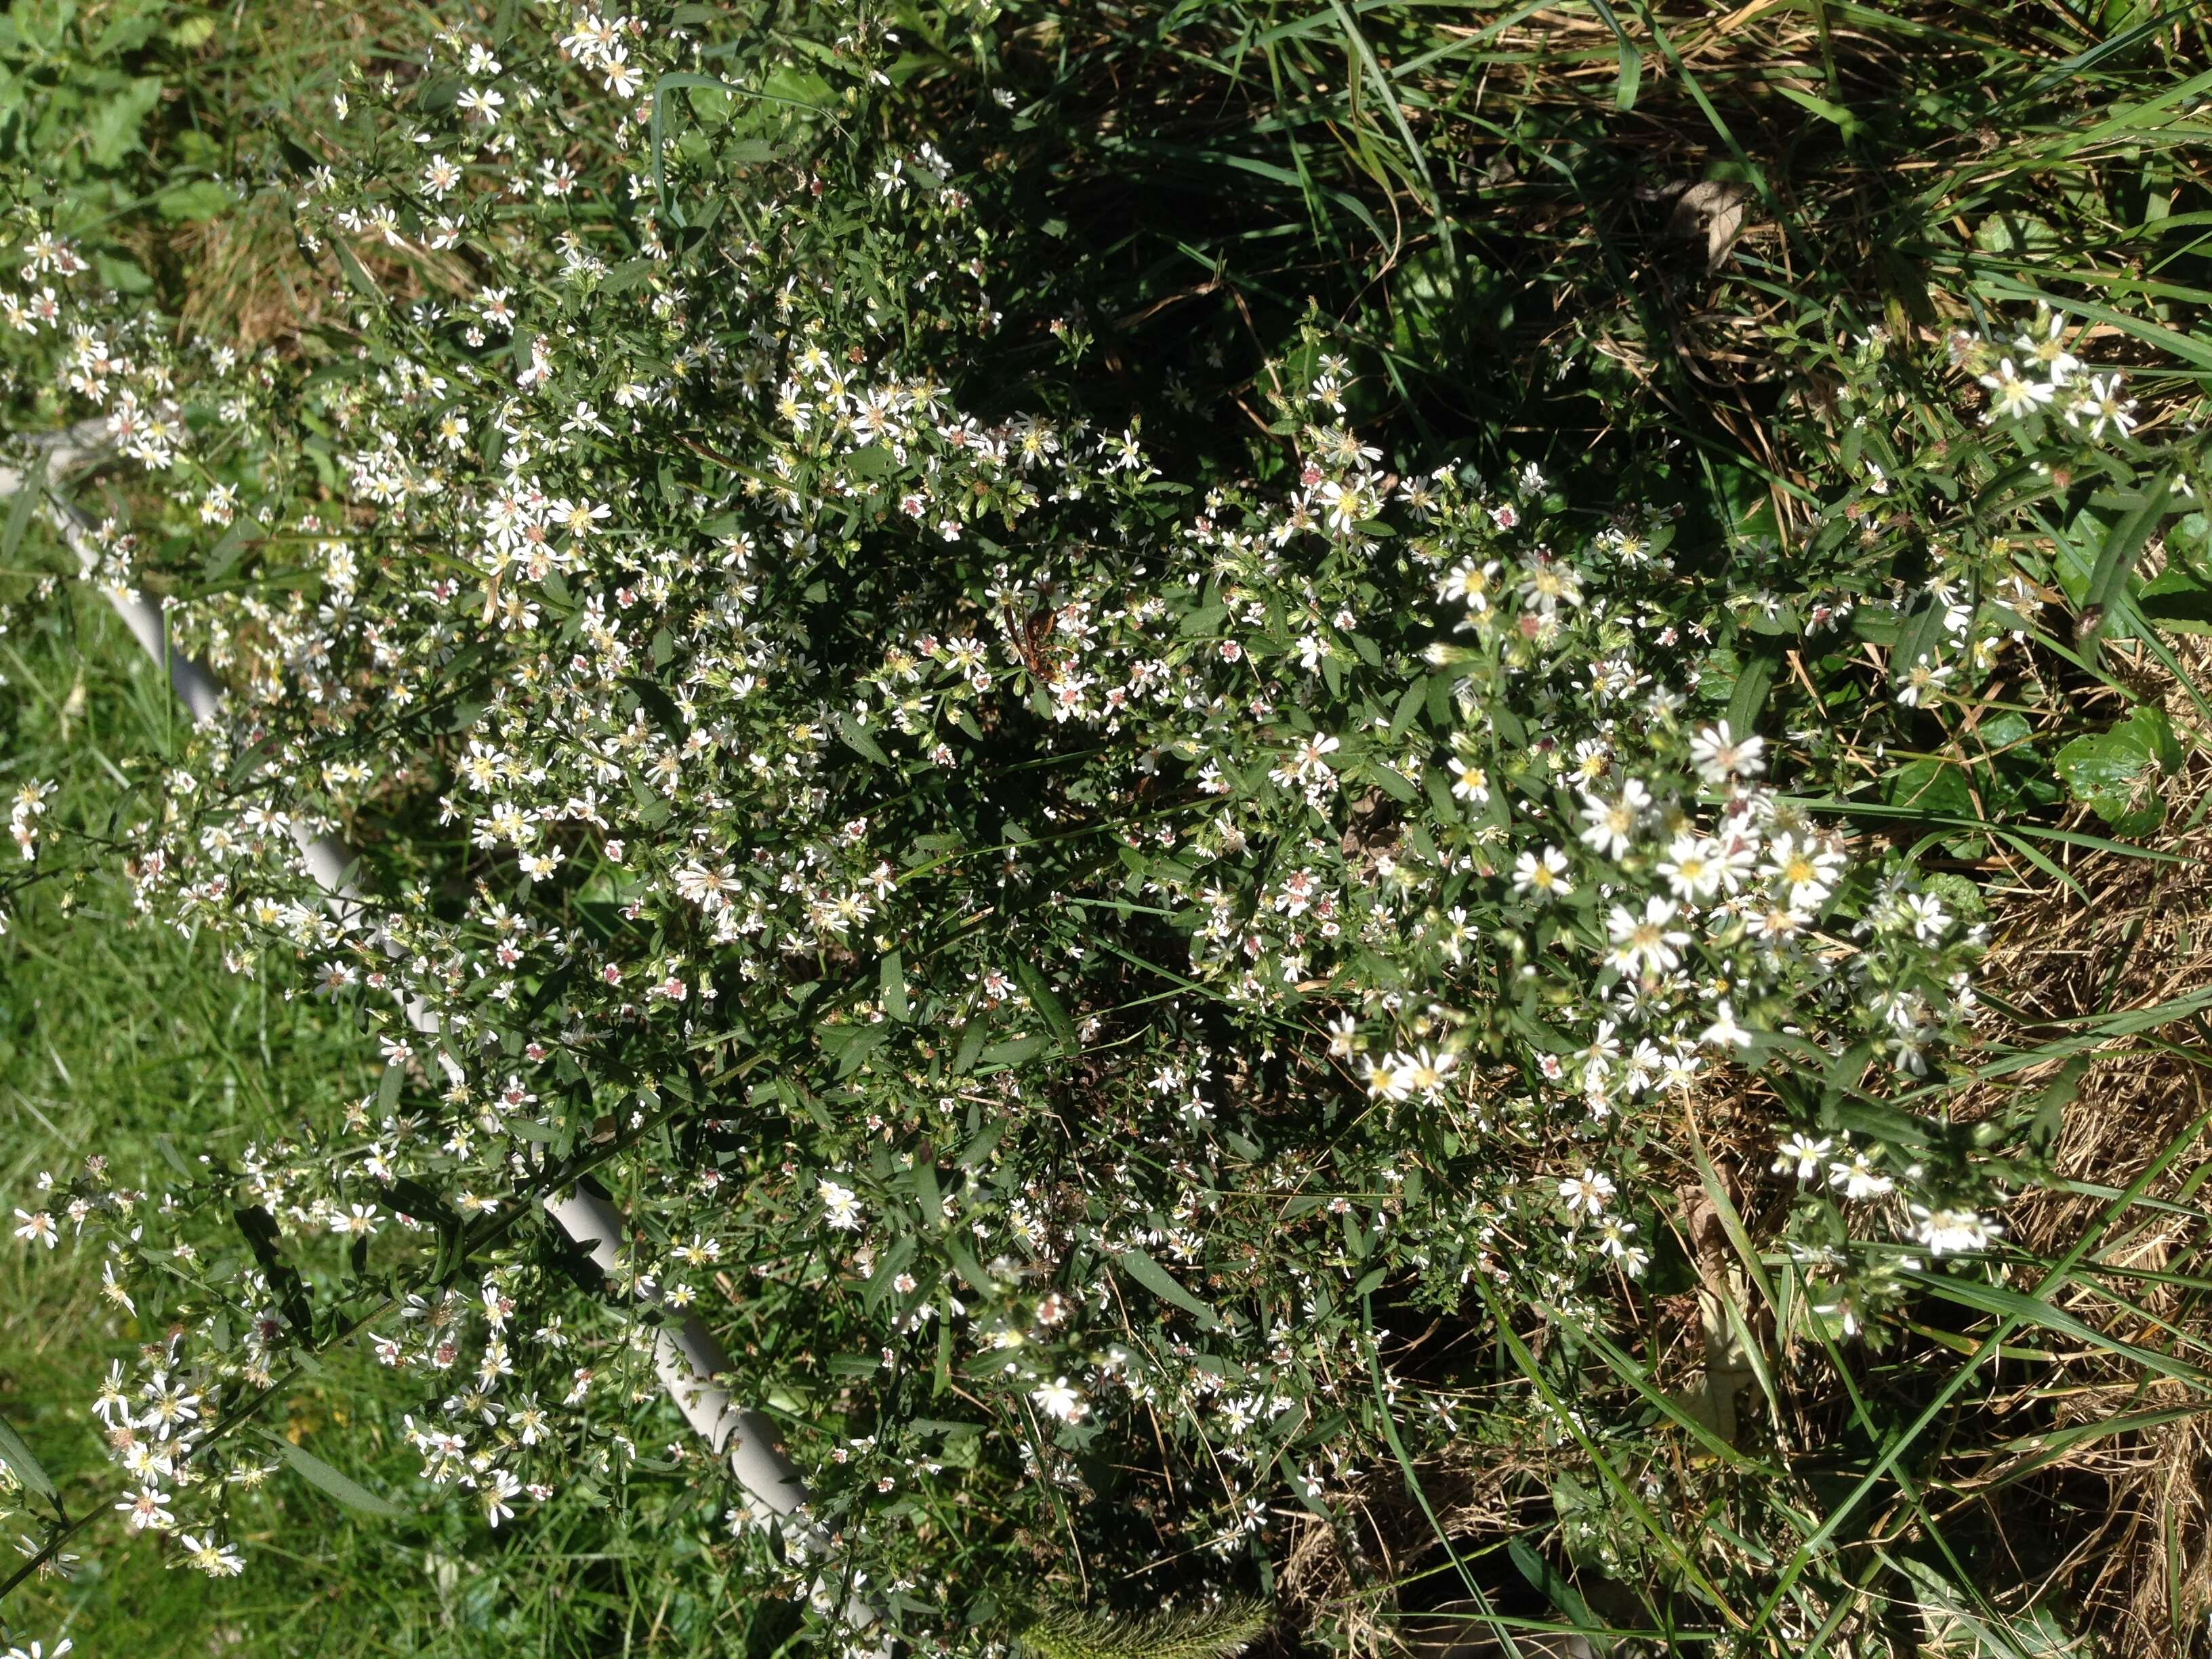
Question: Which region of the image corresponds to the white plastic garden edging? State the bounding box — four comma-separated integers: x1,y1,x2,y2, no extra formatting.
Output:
5,426,876,1634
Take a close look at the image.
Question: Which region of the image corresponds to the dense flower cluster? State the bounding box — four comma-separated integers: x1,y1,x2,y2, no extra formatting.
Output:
3,1,2207,1650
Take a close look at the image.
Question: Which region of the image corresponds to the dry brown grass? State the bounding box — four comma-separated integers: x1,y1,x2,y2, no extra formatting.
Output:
1921,635,2212,1655
1276,1449,1553,1659
168,189,330,351
131,0,440,355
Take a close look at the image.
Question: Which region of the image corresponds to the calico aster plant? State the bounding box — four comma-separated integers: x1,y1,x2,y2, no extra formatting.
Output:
1,1,2205,1652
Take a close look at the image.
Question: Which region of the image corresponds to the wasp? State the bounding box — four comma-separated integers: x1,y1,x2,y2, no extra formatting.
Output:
1000,598,1063,678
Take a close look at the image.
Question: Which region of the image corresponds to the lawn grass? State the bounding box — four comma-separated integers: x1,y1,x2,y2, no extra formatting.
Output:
0,598,798,1656
0,5,794,1650
0,597,398,1656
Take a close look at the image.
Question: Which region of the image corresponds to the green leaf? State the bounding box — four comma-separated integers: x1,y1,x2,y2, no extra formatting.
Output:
232,1205,314,1338
599,258,657,294
910,1158,943,1229
979,1033,1046,1069
1901,1271,2209,1387
1891,596,1950,686
2053,706,2179,834
0,1410,57,1502
951,1018,987,1076
2137,565,2212,634
94,251,153,295
1772,83,1863,136
957,1120,1003,1168
880,950,909,1022
1114,1247,1217,1330
863,1234,919,1311
831,1021,888,1078
943,1235,999,1296
760,64,838,110
623,674,685,739
153,1134,196,1181
2083,476,2176,634
1507,1536,1615,1654
1364,760,1418,804
156,179,237,221
1885,758,1975,817
259,1429,407,1516
332,237,385,302
844,443,895,480
1974,212,2061,255
1012,960,1076,1052
1725,649,1778,741
1387,678,1427,739
3,448,46,562
86,77,163,167
1587,0,1641,110
200,514,262,584
1178,601,1227,638
838,715,890,766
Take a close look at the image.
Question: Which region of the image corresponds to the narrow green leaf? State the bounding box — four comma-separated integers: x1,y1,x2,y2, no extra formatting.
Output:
1387,677,1427,739
0,1411,57,1501
1772,84,1861,133
1365,760,1418,804
2085,475,2175,622
3,449,45,561
598,258,657,295
1012,960,1076,1051
956,1120,1003,1169
832,1021,888,1078
1587,0,1641,110
232,1205,314,1338
1891,597,1950,684
1508,1537,1615,1654
839,715,890,766
1115,1247,1218,1329
331,237,384,302
1972,278,2212,371
1725,650,1778,741
201,514,261,585
1902,1269,2211,1386
943,1235,998,1297
1469,1278,1742,1618
979,1033,1046,1069
911,1159,943,1229
951,1017,987,1076
259,1430,407,1517
1363,1293,1521,1651
154,1134,197,1181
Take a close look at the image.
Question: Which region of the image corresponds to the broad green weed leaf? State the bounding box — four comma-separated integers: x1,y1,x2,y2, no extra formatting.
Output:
2054,706,2179,833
